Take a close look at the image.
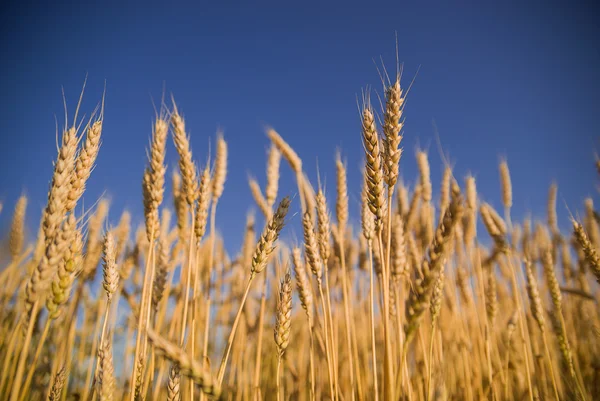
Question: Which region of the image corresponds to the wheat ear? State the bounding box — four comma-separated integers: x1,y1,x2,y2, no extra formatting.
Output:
66,118,103,212
382,78,404,189
404,186,463,347
266,144,282,210
217,197,291,386
275,269,292,401
46,367,66,401
8,195,27,262
572,220,600,283
147,328,221,399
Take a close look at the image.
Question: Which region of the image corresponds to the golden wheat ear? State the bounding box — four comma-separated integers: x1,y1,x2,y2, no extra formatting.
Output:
573,219,600,283
147,328,222,399
47,367,67,401
8,195,27,262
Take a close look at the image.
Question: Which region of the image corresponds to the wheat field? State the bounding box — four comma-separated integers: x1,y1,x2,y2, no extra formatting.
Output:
0,70,599,401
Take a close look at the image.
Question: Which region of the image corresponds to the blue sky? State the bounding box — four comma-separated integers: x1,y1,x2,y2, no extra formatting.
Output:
0,1,598,250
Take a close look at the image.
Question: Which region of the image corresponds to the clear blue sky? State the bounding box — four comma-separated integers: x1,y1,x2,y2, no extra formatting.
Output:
1,1,599,249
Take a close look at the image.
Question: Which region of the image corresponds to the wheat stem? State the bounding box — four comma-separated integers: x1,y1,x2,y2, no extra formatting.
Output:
368,243,380,401
129,231,155,401
19,318,52,401
217,277,253,385
318,283,336,401
9,300,39,401
426,322,436,401
252,273,268,401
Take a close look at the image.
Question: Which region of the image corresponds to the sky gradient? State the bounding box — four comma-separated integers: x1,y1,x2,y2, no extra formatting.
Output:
1,1,599,249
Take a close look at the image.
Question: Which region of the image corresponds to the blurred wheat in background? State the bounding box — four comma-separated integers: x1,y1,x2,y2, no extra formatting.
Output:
0,64,599,401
